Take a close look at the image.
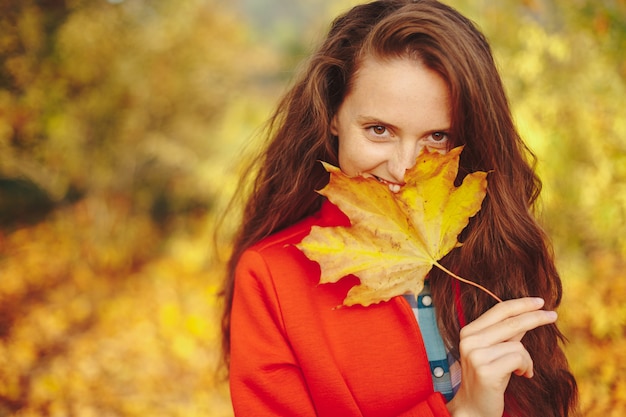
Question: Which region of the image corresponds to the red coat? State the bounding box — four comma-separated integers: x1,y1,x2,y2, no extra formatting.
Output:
230,200,455,416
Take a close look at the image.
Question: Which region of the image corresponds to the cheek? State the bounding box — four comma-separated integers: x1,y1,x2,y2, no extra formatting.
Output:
337,145,353,175
338,142,383,176
337,139,361,176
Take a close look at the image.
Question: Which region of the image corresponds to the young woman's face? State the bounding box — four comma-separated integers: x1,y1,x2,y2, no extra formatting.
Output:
331,56,451,192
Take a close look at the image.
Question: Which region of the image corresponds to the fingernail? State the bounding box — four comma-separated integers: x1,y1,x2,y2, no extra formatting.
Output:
533,297,545,306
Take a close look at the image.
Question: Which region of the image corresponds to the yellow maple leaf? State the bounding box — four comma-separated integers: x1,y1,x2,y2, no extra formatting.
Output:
296,146,501,306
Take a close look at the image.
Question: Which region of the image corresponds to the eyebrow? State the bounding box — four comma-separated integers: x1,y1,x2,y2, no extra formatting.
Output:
356,115,450,134
356,115,400,131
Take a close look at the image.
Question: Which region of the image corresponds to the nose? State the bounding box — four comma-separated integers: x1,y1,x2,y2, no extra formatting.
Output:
388,142,422,183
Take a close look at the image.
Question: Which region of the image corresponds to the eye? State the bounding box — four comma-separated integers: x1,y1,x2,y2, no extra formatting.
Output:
431,131,448,142
370,125,387,136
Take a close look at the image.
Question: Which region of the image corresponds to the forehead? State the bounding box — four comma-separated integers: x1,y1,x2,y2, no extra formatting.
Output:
342,55,451,127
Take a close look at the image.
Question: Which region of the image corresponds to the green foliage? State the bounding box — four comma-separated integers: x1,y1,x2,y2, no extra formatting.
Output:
0,0,624,415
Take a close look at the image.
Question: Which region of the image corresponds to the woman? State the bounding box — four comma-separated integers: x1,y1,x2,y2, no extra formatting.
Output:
220,0,578,416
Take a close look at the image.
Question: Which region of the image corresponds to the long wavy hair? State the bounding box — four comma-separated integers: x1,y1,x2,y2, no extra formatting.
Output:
220,1,578,415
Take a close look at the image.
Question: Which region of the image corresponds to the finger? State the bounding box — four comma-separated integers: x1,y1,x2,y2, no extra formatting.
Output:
461,309,557,350
461,297,546,336
467,341,535,381
492,344,535,379
489,309,557,344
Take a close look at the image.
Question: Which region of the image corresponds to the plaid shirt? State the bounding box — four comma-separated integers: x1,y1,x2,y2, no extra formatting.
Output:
403,280,461,402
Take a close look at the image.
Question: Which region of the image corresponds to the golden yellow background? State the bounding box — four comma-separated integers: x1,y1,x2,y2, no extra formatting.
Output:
0,0,624,415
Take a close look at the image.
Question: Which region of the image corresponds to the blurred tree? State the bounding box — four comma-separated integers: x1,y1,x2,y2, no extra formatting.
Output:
0,0,624,415
0,178,54,226
0,0,276,226
0,0,276,415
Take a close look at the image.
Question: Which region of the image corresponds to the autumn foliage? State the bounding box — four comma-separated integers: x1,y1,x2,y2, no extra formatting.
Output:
0,0,625,416
297,147,498,306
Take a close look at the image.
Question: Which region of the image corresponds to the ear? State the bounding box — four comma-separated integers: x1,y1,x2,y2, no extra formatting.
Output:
330,114,339,136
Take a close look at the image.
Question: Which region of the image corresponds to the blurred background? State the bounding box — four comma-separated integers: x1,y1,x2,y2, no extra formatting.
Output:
0,0,624,415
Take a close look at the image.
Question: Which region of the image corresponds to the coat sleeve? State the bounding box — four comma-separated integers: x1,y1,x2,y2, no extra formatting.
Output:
229,249,318,417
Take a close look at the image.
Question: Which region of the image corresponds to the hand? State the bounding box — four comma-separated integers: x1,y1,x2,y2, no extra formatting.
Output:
446,297,558,417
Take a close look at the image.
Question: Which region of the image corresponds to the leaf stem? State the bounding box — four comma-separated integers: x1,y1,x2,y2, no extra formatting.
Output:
433,261,503,303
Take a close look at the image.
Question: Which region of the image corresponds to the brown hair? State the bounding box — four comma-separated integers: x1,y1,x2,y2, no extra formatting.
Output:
220,1,578,415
